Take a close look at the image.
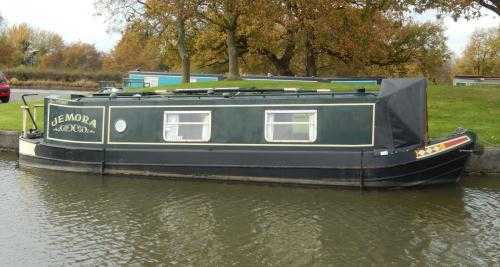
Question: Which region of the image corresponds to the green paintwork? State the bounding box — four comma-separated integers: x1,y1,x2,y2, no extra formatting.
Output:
108,105,373,145
46,104,104,144
44,93,376,147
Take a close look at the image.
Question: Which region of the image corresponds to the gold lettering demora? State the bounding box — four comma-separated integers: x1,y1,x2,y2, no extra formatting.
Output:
51,113,97,129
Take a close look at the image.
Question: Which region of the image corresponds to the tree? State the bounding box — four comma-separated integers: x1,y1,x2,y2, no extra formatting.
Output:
96,0,197,83
411,0,499,17
197,0,251,80
146,0,198,83
0,34,17,68
93,0,474,81
5,23,33,65
102,25,164,71
0,14,17,67
32,30,64,56
477,0,500,15
41,42,102,70
242,0,298,76
455,27,499,75
62,43,102,70
3,23,65,67
191,23,230,73
403,23,453,83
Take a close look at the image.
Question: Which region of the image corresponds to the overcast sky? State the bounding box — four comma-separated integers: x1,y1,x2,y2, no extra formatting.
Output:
0,0,498,55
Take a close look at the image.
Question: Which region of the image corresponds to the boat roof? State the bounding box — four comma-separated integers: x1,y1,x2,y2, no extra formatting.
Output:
65,88,378,102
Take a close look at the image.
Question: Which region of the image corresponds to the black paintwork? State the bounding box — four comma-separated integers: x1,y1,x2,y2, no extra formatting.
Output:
19,133,474,188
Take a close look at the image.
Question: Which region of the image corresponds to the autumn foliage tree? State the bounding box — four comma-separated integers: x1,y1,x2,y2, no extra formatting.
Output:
93,0,496,82
455,27,499,76
195,0,253,80
103,24,165,72
96,0,198,82
411,0,499,17
0,17,17,68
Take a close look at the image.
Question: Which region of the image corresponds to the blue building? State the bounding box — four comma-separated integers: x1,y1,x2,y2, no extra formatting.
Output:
124,71,383,89
125,71,224,89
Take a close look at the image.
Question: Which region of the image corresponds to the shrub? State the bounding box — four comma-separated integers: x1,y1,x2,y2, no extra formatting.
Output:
3,67,123,83
9,79,99,90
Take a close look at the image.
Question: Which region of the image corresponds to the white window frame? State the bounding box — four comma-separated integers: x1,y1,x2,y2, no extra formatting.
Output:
163,111,212,142
265,110,317,143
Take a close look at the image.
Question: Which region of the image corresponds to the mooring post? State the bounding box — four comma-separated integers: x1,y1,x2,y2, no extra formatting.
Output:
21,105,28,138
21,94,39,131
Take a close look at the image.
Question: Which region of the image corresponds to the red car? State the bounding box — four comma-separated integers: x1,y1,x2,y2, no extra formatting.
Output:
0,72,10,103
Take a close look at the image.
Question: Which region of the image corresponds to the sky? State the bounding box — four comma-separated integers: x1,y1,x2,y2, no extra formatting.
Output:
0,0,121,52
0,0,498,55
414,9,499,55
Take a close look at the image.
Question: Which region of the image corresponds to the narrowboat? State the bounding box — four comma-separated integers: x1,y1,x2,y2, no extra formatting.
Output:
18,78,476,188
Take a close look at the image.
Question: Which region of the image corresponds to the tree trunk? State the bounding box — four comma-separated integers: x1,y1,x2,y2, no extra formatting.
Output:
262,49,294,76
175,0,190,83
275,62,294,76
265,57,294,76
176,14,190,83
226,27,240,80
179,50,190,84
224,1,240,81
260,31,296,76
304,29,317,77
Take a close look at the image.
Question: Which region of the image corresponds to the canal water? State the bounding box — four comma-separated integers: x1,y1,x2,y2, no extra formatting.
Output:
0,152,498,266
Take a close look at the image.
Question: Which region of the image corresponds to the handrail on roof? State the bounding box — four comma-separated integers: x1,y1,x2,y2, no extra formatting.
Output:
171,87,336,94
84,87,378,99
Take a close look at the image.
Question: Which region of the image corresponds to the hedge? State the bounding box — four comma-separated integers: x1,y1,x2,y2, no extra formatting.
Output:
9,79,98,90
2,67,123,83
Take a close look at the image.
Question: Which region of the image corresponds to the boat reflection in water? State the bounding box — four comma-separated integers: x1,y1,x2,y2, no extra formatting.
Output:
3,161,496,265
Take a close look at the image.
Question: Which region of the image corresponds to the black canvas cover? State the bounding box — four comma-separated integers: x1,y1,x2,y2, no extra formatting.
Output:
375,78,428,149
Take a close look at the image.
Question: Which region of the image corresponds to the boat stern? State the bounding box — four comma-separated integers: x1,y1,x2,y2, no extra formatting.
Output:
19,137,40,158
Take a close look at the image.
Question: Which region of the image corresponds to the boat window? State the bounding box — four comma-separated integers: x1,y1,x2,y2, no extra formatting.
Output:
163,111,211,142
265,110,317,142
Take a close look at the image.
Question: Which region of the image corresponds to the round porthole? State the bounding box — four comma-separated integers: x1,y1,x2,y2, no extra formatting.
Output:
114,119,127,133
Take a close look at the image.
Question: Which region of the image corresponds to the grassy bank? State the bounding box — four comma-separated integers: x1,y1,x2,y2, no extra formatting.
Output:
1,81,499,145
145,80,380,91
427,85,500,145
0,100,44,132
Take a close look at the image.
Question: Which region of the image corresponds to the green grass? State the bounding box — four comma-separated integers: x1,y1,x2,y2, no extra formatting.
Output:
1,80,499,145
0,100,44,132
141,80,380,92
427,85,500,145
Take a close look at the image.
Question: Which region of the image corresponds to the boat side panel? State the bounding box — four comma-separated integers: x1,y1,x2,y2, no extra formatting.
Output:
107,105,374,146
